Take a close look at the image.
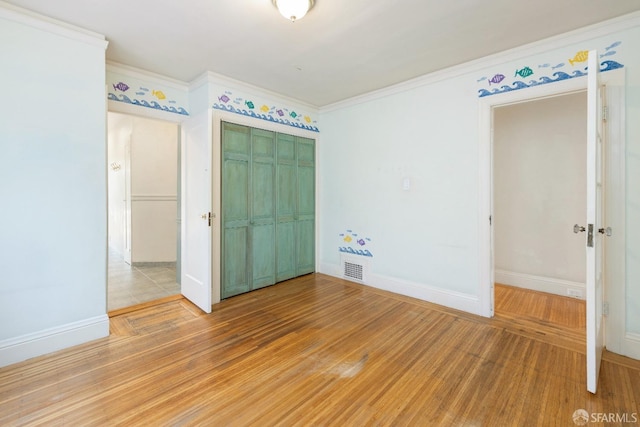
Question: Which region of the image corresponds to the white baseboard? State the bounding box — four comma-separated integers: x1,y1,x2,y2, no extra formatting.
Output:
318,262,481,315
495,269,585,300
0,315,110,368
622,333,640,360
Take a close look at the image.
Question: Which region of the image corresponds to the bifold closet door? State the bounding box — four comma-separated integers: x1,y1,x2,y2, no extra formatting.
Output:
276,134,297,282
250,129,276,290
296,137,315,275
223,122,313,299
222,123,251,298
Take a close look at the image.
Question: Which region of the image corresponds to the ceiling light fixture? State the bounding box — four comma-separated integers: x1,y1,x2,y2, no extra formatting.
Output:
272,0,315,22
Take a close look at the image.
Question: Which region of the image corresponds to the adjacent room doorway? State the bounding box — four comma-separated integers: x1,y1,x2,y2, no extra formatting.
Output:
480,63,626,394
107,112,181,311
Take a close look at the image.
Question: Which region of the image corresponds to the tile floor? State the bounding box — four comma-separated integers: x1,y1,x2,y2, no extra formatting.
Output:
108,248,180,311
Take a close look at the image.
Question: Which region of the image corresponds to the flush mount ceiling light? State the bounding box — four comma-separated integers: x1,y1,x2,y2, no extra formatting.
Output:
272,0,315,22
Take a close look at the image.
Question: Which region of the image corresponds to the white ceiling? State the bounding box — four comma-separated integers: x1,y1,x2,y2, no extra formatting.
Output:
6,0,640,106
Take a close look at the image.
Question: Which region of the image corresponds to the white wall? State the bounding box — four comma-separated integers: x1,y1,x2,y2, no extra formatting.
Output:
0,5,109,366
493,92,587,296
130,116,178,263
318,15,640,341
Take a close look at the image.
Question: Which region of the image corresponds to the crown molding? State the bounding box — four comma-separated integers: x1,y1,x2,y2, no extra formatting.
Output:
192,70,320,112
107,61,189,91
0,0,107,49
320,11,640,113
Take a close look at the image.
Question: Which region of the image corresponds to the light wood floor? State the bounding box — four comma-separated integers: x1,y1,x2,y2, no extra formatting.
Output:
1,274,639,426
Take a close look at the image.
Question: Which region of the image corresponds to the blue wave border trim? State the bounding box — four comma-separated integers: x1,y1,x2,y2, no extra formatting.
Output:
339,247,373,257
212,103,320,133
108,93,189,116
478,61,623,98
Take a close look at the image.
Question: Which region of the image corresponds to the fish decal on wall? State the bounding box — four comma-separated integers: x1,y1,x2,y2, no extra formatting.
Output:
113,82,129,92
107,75,189,116
338,231,373,257
568,50,589,66
476,40,624,99
514,66,534,78
152,90,166,100
488,74,505,85
211,90,319,132
605,41,621,51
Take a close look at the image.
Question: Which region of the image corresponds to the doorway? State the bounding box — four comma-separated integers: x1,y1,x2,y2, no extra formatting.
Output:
479,68,626,357
107,112,181,311
492,92,587,330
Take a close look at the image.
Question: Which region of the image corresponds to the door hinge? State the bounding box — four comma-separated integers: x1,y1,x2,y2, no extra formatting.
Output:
602,106,609,122
208,212,212,227
603,301,609,317
489,215,492,226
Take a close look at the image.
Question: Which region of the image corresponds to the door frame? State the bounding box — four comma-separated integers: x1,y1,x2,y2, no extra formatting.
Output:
212,110,320,304
107,101,185,304
478,69,626,349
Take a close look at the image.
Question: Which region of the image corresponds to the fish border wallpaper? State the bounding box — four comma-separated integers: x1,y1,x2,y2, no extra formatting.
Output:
106,71,189,116
213,91,320,133
339,229,373,257
476,42,624,98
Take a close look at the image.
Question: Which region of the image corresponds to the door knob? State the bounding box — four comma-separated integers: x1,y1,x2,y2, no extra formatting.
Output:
573,224,585,233
598,227,612,236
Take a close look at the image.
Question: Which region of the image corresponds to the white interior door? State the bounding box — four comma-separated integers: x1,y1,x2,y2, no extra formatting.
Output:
586,49,604,394
181,111,212,313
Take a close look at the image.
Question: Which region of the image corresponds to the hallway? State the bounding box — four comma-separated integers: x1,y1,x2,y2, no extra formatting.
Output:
108,248,180,311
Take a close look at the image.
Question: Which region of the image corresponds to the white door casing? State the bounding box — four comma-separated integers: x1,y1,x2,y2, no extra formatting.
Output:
124,135,132,265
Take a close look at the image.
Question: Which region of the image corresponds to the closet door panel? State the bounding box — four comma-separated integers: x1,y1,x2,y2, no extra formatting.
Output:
296,137,315,275
296,220,315,275
276,222,296,281
222,123,251,298
276,134,297,281
251,129,276,288
223,227,249,298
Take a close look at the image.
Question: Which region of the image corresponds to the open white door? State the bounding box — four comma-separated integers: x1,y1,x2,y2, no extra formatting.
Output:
585,50,604,394
181,111,212,313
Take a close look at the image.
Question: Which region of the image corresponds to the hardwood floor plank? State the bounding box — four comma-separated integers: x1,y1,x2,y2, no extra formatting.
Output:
1,274,638,426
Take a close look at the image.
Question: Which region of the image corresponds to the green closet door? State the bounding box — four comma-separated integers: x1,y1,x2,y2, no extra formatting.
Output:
276,133,297,282
251,129,276,289
222,123,314,299
222,123,251,298
297,137,315,275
